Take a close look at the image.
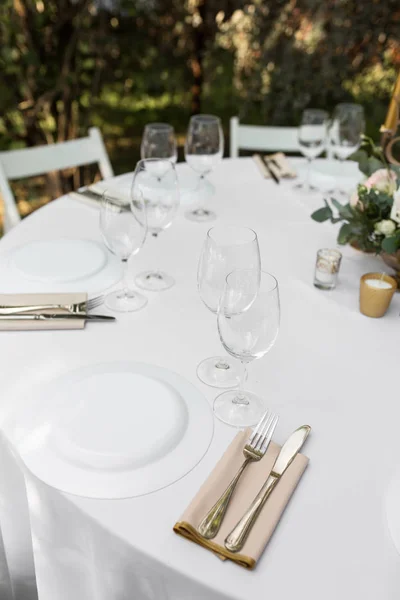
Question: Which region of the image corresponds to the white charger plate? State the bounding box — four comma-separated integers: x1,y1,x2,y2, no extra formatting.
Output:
386,469,400,555
0,239,122,294
309,159,363,192
14,362,214,499
92,168,212,207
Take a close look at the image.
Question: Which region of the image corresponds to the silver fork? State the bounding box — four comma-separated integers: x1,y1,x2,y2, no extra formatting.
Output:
198,410,279,540
0,294,104,315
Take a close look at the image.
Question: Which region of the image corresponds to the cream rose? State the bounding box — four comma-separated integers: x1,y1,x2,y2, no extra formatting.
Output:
374,219,397,236
364,169,397,195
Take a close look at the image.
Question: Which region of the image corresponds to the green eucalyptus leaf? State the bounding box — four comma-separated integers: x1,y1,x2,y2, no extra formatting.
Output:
381,236,399,254
311,206,332,223
337,223,352,244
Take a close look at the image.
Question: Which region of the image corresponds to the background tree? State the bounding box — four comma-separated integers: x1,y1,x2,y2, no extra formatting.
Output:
0,0,399,225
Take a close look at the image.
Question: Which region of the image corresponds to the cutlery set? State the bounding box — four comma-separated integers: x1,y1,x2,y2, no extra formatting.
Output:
253,154,282,184
0,294,115,323
197,411,311,553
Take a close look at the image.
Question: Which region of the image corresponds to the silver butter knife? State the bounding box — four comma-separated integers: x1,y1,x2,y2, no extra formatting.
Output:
224,424,311,553
0,313,115,322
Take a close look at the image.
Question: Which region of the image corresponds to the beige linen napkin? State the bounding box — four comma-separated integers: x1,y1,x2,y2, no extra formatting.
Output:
0,293,87,331
253,152,297,179
173,428,308,569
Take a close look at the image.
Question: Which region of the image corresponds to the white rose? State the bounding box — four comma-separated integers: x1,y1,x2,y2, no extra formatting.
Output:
374,219,397,236
390,187,400,224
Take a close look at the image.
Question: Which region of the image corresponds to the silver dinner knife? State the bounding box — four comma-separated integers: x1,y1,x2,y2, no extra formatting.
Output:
0,313,115,322
224,424,311,553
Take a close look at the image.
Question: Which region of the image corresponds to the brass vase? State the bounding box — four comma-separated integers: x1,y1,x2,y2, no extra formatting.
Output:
381,250,400,288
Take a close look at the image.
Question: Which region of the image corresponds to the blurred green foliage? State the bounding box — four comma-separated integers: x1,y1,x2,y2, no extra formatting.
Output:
0,0,399,209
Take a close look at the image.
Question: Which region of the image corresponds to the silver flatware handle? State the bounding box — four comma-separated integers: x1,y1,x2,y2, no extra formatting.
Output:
224,473,279,553
198,458,251,539
0,304,67,315
0,313,115,321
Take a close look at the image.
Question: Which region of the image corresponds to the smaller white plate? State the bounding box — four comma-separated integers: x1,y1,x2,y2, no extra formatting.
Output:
15,362,214,499
309,159,363,192
0,239,122,294
11,239,106,283
91,168,213,207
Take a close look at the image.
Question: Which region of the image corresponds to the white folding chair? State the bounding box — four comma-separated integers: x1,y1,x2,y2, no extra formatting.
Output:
0,127,114,232
230,116,299,158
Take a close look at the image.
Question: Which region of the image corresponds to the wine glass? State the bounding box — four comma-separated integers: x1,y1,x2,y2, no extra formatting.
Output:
100,190,147,312
184,114,224,222
295,109,329,193
215,269,280,427
132,158,179,291
330,103,365,195
141,123,177,163
197,225,261,388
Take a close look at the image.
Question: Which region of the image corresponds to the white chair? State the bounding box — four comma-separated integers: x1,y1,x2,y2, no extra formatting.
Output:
0,127,113,232
230,116,299,158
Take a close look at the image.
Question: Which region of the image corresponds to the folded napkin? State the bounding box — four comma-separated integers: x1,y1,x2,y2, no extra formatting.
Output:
253,152,296,179
0,293,87,331
69,180,130,209
173,428,308,569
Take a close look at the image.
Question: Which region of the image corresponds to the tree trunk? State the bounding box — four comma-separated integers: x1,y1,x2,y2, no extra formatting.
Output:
190,0,207,115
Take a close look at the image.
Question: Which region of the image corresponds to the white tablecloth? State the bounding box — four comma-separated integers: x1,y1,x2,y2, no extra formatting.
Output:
0,158,399,600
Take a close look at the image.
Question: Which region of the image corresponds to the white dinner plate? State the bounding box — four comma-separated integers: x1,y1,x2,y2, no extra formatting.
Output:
309,159,363,193
90,168,212,207
0,239,122,294
386,469,400,555
14,362,214,499
11,239,107,283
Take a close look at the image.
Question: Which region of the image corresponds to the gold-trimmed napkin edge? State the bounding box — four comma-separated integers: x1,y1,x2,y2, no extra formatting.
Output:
173,522,256,570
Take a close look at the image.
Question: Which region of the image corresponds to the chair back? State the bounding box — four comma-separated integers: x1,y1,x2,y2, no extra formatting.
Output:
230,116,299,158
0,127,113,231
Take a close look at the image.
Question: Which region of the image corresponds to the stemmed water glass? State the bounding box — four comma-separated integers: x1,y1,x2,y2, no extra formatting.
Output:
100,191,147,312
141,123,177,162
132,158,179,291
330,103,365,195
295,109,329,193
184,114,224,222
215,269,280,427
197,225,261,388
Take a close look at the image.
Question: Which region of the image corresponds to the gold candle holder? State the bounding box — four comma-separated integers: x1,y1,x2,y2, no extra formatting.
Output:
359,273,397,318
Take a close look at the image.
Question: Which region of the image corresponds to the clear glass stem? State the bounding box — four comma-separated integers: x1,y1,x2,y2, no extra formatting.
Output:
192,175,208,216
336,158,345,196
305,158,312,192
233,361,248,406
150,232,161,276
121,258,130,296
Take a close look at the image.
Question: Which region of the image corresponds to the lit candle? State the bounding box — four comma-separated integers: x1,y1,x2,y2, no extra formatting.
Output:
364,278,392,290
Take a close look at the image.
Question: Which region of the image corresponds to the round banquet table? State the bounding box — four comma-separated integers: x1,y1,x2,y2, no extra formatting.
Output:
0,157,399,600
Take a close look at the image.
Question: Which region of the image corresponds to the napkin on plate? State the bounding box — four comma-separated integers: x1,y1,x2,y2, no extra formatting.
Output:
0,293,87,331
253,152,297,180
173,428,308,569
69,180,129,208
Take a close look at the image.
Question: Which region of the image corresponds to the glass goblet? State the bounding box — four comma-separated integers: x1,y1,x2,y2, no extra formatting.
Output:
184,114,224,222
215,269,280,427
197,225,261,388
100,190,147,312
132,158,179,291
295,108,329,193
330,103,365,196
141,123,177,163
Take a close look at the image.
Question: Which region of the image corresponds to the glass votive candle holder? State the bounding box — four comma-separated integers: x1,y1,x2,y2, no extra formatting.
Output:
314,249,342,290
359,272,397,317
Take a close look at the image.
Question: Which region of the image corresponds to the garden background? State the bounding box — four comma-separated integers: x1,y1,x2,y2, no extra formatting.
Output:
0,0,399,225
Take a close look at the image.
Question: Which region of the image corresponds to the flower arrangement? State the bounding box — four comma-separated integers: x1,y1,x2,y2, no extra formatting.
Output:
311,137,400,256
